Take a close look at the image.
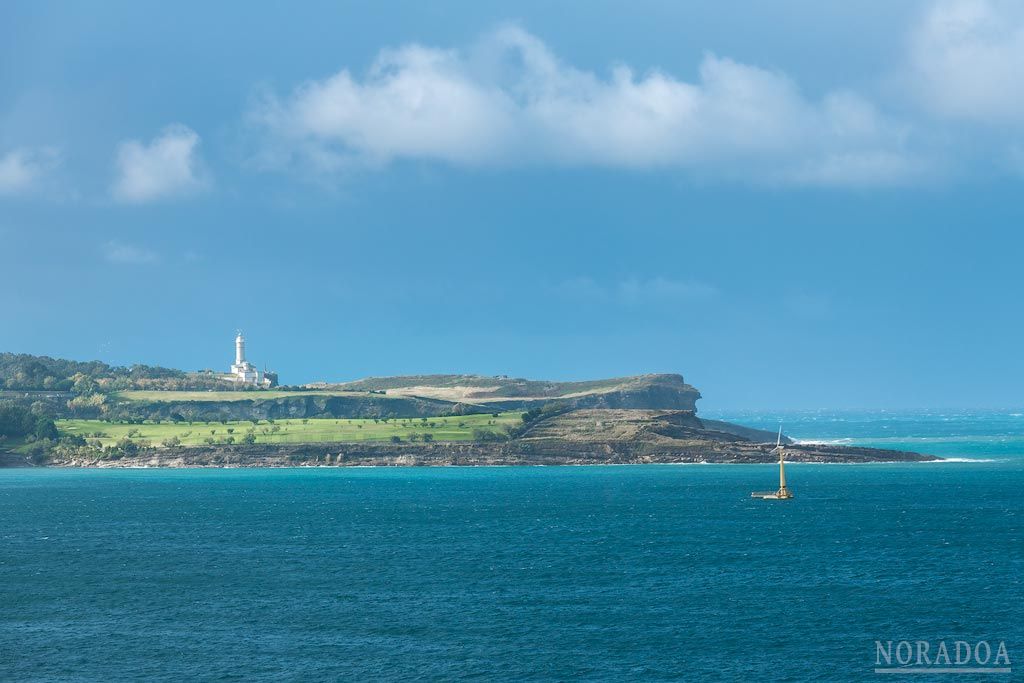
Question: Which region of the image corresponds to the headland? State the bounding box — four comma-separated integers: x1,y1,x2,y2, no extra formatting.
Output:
0,345,939,467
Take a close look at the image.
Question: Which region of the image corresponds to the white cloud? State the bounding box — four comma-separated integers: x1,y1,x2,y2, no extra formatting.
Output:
908,0,1024,123
559,276,717,305
250,26,921,186
0,147,60,195
103,240,159,264
112,125,207,203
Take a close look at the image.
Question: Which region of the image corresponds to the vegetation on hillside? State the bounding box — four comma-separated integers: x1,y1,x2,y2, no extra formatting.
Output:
0,352,277,393
0,404,58,441
115,389,377,403
46,412,522,462
0,403,60,462
0,353,701,466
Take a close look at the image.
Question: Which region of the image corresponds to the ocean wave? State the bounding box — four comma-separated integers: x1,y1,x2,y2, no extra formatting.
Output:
925,457,999,463
793,438,853,445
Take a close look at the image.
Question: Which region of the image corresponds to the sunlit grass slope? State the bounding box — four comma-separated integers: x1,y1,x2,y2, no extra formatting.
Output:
57,412,522,447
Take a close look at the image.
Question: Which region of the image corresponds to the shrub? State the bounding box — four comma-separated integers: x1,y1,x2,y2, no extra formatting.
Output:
472,428,508,442
34,417,59,441
116,437,139,455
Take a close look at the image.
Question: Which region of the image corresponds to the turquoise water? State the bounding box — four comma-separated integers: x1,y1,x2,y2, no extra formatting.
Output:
1,411,1022,681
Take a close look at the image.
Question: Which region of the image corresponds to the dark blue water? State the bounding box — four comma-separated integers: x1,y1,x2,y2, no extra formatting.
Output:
1,411,1022,681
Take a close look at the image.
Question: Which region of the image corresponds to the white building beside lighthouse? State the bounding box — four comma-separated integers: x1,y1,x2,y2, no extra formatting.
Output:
224,331,272,386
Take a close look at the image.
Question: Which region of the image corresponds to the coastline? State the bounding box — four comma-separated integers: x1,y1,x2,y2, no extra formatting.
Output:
2,439,940,468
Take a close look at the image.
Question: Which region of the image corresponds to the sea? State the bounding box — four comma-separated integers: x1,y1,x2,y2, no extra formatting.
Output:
1,410,1021,681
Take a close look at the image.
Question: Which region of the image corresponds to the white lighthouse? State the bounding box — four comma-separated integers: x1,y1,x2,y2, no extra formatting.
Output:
228,330,262,385
235,331,246,366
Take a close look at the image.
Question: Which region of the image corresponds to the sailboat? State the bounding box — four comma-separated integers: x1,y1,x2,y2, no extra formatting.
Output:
751,426,793,500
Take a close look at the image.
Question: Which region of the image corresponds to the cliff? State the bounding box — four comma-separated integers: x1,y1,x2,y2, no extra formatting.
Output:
105,393,460,422
84,373,702,421
319,373,702,412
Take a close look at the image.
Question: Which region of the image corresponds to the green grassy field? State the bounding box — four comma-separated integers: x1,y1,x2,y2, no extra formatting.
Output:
57,412,522,447
114,390,382,402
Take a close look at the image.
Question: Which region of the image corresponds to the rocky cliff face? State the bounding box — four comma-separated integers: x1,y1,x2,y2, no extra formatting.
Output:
102,374,702,421
106,394,460,421
461,374,702,412
567,375,701,411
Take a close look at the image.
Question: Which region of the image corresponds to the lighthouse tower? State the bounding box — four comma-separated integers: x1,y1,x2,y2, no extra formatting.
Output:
229,330,260,385
235,331,246,366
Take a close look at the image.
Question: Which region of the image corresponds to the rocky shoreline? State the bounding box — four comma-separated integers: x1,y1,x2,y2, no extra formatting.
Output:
6,438,938,468
0,407,940,468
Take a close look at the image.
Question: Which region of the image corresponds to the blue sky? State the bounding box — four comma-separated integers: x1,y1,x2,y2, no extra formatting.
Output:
2,0,1023,409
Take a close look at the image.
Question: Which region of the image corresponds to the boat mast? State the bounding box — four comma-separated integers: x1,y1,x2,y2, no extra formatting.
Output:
777,425,786,491
779,448,787,491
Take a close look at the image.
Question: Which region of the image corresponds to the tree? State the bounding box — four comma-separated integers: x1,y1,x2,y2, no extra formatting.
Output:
0,404,43,438
116,437,139,455
61,433,87,447
70,372,99,396
473,428,508,442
